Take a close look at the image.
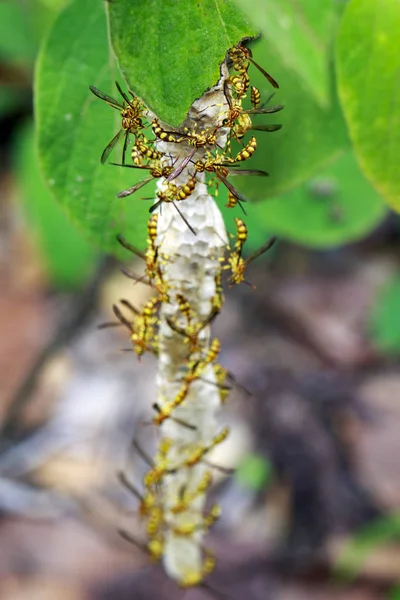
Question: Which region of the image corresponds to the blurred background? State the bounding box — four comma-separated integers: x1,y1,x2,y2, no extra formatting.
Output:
1,1,400,599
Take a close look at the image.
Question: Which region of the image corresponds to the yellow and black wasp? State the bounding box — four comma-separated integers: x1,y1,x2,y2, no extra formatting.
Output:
229,44,280,90
89,81,146,164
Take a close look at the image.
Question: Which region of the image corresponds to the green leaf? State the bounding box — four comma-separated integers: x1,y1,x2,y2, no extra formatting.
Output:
38,0,69,11
232,36,349,202
0,1,37,62
233,0,343,107
108,0,257,125
336,513,400,581
369,276,400,355
235,453,272,491
336,0,400,212
36,0,151,255
389,586,400,600
242,151,386,249
14,121,97,289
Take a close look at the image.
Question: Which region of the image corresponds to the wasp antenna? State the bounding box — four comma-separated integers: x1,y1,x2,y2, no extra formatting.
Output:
118,529,148,554
112,304,134,331
115,80,131,105
121,130,130,165
172,202,197,236
116,233,146,259
246,236,277,266
97,321,122,330
120,268,150,287
110,162,141,169
117,471,144,501
152,403,197,431
119,298,140,315
131,438,154,467
203,460,235,476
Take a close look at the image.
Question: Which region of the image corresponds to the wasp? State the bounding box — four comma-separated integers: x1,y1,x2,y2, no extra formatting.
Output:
233,136,257,162
228,72,250,98
131,136,164,165
151,175,197,212
147,176,197,235
171,471,213,514
152,382,190,426
182,427,230,469
144,437,174,488
225,218,248,286
152,398,197,430
229,44,279,90
180,547,216,587
147,211,158,239
114,161,197,234
167,305,219,354
194,153,268,214
226,190,239,209
118,470,158,520
152,119,219,148
251,86,261,108
175,337,221,392
152,336,220,426
201,338,221,369
227,224,277,287
151,118,184,143
223,84,284,138
157,122,223,183
116,214,167,292
226,44,252,99
213,364,231,404
113,298,160,358
118,528,164,562
233,114,282,141
234,217,248,248
226,218,248,285
172,505,221,537
89,81,147,164
129,297,160,357
212,272,224,311
176,294,192,323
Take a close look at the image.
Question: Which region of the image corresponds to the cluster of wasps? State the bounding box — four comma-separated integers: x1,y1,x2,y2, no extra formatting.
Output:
90,43,283,222
92,43,280,586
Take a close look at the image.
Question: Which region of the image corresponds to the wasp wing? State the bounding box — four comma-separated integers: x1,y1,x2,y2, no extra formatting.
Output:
117,176,154,198
251,124,282,133
217,173,248,203
166,148,197,182
228,169,269,177
247,104,284,115
217,173,248,214
89,85,122,110
101,129,124,164
248,57,279,89
171,202,197,236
